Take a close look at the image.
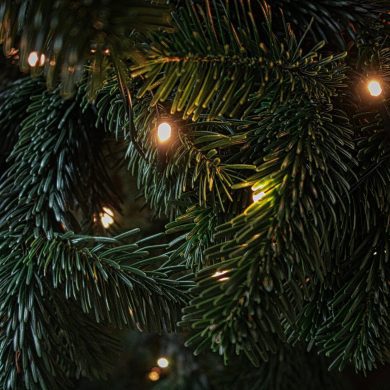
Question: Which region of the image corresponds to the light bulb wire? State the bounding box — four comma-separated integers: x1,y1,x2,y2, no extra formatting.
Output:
113,55,146,160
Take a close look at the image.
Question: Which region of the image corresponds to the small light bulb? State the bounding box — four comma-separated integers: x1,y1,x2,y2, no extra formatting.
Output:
253,191,266,202
212,270,229,282
148,371,160,382
157,357,169,368
157,122,172,143
28,51,45,67
27,52,39,66
39,54,45,66
100,207,114,229
101,215,114,228
368,80,383,97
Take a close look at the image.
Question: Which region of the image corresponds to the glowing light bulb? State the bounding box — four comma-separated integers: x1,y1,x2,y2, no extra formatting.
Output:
148,371,160,382
100,207,114,228
28,51,45,67
367,80,383,97
157,357,169,368
39,54,46,66
212,270,229,282
157,122,172,143
253,191,266,202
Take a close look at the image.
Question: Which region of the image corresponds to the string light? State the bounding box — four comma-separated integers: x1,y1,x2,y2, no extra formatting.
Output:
253,191,266,202
99,207,114,228
157,357,169,368
157,122,172,143
212,270,229,282
367,80,383,97
27,51,45,67
148,370,160,382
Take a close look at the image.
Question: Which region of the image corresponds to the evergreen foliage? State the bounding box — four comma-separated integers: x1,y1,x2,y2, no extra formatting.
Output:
0,0,389,389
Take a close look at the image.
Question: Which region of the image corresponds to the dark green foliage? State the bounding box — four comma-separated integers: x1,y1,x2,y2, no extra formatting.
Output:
170,3,356,364
95,79,255,217
0,80,119,238
0,0,171,96
130,117,252,216
166,206,219,270
213,345,347,390
258,0,386,48
132,0,348,120
181,259,295,366
0,78,41,173
288,218,390,373
0,77,192,389
0,229,192,389
0,0,389,388
317,224,390,372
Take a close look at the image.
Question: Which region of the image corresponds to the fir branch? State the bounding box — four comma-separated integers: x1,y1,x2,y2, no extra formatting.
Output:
132,0,348,120
0,77,44,174
166,205,219,270
0,229,192,389
126,117,255,216
259,0,386,49
214,344,347,390
95,82,255,216
180,258,300,366
298,223,390,373
0,79,120,239
0,0,172,96
181,96,356,365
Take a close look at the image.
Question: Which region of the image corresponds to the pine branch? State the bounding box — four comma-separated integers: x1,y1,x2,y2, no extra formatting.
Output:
0,79,120,239
0,0,172,96
180,258,300,366
258,0,386,49
180,95,356,365
215,98,355,283
166,205,219,270
132,0,347,120
0,229,192,389
0,78,193,389
127,118,254,216
0,77,44,174
95,80,256,216
355,100,390,216
304,223,390,373
214,344,347,390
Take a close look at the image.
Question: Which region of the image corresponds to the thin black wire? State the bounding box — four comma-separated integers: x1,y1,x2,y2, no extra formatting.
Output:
114,58,146,160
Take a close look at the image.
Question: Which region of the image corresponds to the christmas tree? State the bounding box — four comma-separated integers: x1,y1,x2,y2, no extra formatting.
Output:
0,0,389,389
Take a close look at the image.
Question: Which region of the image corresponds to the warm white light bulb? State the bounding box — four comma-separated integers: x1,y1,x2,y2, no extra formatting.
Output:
39,54,46,66
157,357,169,368
28,51,45,67
157,122,172,143
368,80,383,97
212,270,229,282
100,207,114,229
253,191,266,202
148,371,160,382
